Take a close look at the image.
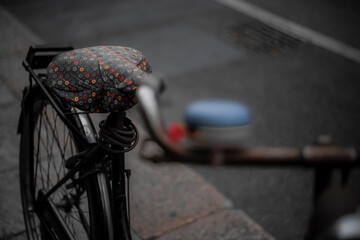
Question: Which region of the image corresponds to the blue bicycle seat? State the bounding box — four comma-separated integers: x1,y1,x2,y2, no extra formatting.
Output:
184,100,251,145
184,100,251,128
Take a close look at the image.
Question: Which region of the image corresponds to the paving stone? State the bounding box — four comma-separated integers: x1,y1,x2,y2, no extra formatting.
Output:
0,5,43,99
0,170,24,237
127,155,233,239
0,55,29,99
158,209,275,240
0,84,24,237
0,6,40,239
3,0,220,45
131,230,143,240
0,5,42,57
0,84,21,172
0,231,27,240
80,22,246,77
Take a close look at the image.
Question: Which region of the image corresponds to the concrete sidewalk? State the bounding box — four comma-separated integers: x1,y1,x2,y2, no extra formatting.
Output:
0,5,274,240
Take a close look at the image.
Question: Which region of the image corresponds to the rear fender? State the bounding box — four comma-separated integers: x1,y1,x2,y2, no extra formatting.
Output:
17,85,42,134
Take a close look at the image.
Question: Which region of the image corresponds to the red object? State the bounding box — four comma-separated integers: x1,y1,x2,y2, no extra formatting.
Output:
167,123,186,143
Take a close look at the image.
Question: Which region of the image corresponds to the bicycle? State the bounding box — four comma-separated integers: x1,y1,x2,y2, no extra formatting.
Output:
18,44,360,240
18,44,149,240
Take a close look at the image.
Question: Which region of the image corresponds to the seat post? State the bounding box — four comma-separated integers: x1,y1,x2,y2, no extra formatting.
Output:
107,111,126,129
106,111,132,239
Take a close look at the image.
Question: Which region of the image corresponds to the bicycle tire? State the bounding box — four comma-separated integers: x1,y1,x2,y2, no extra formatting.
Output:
19,86,113,240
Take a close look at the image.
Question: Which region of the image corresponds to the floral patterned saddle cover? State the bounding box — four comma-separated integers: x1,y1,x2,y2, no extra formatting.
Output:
46,46,152,113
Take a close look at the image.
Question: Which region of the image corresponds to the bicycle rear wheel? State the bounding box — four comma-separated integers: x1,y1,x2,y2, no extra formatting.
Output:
19,86,113,240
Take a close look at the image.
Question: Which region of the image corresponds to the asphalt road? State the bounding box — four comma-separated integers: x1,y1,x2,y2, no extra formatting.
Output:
2,0,360,239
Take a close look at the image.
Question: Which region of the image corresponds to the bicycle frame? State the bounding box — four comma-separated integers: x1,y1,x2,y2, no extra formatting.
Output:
20,45,132,240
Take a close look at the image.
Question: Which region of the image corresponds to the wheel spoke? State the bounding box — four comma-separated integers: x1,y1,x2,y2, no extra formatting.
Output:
23,98,93,240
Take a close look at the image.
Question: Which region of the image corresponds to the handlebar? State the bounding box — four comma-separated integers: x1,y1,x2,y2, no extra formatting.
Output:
136,75,359,167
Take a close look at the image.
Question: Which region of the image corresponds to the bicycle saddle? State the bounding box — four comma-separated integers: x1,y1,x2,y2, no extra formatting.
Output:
184,100,251,145
46,46,152,113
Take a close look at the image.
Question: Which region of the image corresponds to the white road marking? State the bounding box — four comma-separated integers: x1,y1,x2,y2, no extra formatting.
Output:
215,0,360,63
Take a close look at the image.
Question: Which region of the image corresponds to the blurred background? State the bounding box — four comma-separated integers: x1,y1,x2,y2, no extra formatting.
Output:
1,0,360,239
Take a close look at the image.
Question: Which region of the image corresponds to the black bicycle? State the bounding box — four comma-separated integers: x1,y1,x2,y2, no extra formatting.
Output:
19,44,360,240
18,45,140,240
